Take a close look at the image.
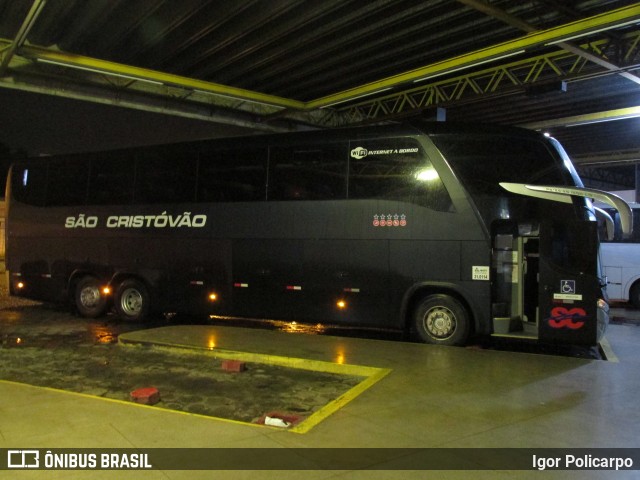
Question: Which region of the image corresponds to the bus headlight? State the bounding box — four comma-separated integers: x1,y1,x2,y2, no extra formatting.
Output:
596,298,609,342
597,298,609,313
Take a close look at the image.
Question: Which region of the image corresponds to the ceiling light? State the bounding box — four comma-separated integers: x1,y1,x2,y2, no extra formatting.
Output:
320,88,393,108
413,50,525,83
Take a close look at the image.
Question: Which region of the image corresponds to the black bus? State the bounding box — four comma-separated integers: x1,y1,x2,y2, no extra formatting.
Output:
4,122,631,346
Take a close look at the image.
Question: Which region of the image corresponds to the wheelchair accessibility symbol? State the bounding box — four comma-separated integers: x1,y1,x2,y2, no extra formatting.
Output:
560,280,576,294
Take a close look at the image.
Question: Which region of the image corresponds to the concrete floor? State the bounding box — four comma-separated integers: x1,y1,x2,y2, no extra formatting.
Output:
1,309,639,479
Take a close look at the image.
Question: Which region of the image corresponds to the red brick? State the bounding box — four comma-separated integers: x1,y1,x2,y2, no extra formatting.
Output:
222,359,246,372
130,387,160,405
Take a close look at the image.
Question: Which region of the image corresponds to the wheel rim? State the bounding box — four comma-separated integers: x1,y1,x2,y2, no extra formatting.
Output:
120,288,143,316
423,306,456,339
79,285,101,309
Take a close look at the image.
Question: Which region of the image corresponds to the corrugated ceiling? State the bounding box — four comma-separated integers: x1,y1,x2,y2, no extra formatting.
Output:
1,0,640,171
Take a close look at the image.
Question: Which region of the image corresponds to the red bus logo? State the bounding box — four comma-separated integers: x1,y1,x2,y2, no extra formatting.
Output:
548,307,586,329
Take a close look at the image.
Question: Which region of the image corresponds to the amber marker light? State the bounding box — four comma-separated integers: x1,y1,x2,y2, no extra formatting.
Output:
16,282,25,289
102,286,111,295
336,300,347,309
208,292,218,301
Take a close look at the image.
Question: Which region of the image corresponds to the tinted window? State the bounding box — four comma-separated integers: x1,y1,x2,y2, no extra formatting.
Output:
432,133,579,226
11,162,47,206
268,144,347,201
88,152,134,205
136,149,197,204
47,157,89,206
432,134,570,197
198,148,266,202
348,138,452,211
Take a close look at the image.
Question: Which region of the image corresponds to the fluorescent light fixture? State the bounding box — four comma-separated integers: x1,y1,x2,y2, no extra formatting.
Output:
546,19,640,46
413,50,525,83
37,58,164,85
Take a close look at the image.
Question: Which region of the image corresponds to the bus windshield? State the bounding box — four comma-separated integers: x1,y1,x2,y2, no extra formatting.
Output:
430,132,586,229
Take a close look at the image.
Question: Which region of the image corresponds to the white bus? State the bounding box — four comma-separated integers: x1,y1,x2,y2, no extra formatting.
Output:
599,203,640,308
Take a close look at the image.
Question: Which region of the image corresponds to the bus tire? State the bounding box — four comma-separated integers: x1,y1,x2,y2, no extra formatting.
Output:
75,276,108,318
630,282,640,309
115,279,150,321
413,294,470,346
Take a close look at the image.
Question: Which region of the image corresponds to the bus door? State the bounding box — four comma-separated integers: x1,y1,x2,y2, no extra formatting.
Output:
492,227,541,340
492,220,600,345
537,220,600,345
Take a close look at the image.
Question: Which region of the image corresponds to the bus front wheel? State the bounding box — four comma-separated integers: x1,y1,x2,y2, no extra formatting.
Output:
115,279,150,321
75,276,108,318
413,294,470,346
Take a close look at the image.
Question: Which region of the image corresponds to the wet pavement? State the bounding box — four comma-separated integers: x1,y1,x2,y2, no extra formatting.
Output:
2,283,638,421
3,286,640,479
0,290,366,425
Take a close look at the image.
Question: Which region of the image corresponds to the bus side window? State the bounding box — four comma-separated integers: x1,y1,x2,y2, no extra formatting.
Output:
267,144,348,201
46,158,89,206
348,138,453,211
198,148,267,202
88,153,135,205
135,148,198,204
11,163,47,206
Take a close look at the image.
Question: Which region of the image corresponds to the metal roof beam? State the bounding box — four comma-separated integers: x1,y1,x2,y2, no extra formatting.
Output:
458,0,640,85
17,43,305,111
328,32,640,126
456,0,536,33
573,149,640,166
0,71,294,133
1,2,639,128
518,106,640,129
306,3,640,109
0,0,47,76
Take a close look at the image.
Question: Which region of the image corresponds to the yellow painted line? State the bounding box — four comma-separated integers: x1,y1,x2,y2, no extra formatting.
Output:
1,341,390,434
118,337,383,376
117,341,391,433
599,336,619,363
290,366,390,434
0,378,265,431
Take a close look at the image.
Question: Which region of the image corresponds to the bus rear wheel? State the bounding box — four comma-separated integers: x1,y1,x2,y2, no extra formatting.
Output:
115,279,150,321
413,294,470,346
75,276,108,318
